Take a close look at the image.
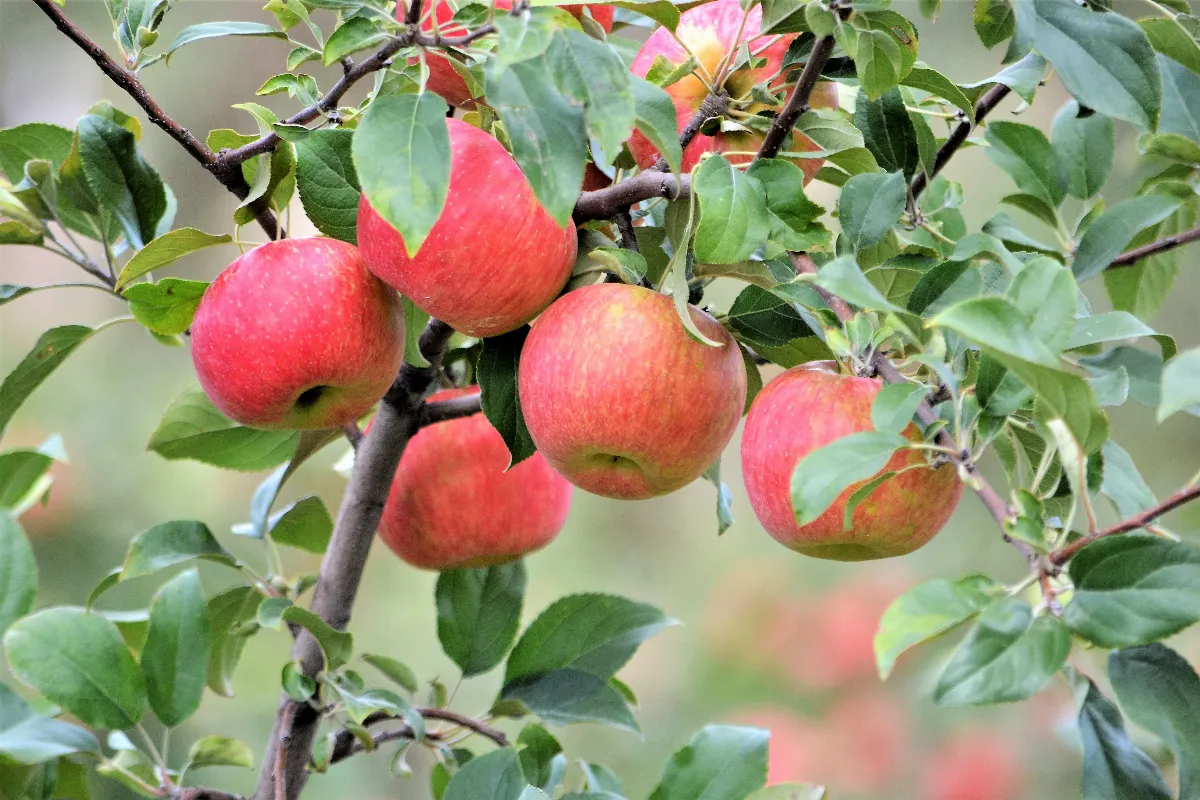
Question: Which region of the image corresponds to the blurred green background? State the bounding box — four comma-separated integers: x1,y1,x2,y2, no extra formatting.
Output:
2,0,1200,797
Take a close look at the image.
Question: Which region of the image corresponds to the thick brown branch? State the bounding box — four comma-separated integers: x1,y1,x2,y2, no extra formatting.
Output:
1049,483,1200,566
651,92,730,173
252,321,457,800
910,83,1012,200
574,172,690,222
421,393,482,426
756,35,837,161
1108,224,1200,269
30,0,279,238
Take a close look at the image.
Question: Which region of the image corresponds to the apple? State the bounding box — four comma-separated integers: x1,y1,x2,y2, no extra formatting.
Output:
518,283,746,499
416,1,615,108
376,386,573,570
357,118,577,339
741,362,963,560
190,238,404,430
818,691,906,795
728,707,818,786
922,731,1025,800
627,0,838,180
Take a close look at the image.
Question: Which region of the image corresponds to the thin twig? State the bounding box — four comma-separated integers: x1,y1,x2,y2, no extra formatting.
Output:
650,92,730,173
756,35,837,161
1049,483,1200,565
1107,224,1200,269
420,707,511,747
910,83,1012,199
612,209,640,252
327,707,509,765
341,422,365,450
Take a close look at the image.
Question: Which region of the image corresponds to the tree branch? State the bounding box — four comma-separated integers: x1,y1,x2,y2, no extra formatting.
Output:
910,83,1012,200
1107,224,1200,269
756,35,837,161
420,707,511,747
574,172,689,222
30,0,280,238
421,393,483,426
1049,482,1200,566
252,320,457,800
173,790,244,800
650,92,730,173
326,707,509,766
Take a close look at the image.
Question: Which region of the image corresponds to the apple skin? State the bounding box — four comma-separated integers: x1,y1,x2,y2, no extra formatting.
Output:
190,238,404,430
741,362,963,560
922,731,1025,800
627,0,837,180
357,118,577,338
518,283,747,499
419,1,615,108
376,386,573,570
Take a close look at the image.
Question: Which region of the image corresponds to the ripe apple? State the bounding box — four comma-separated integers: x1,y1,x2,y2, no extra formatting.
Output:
741,362,963,560
190,238,404,430
922,731,1025,800
416,1,615,108
357,118,577,338
627,0,838,180
518,283,747,499
818,691,906,795
376,386,573,570
728,707,818,786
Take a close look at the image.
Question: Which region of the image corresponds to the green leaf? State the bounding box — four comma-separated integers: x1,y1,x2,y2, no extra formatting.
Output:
147,386,299,471
123,278,208,336
630,76,682,175
790,431,908,526
116,228,231,289
322,17,387,65
579,248,649,285
491,8,559,71
726,285,813,349
505,594,674,684
161,21,287,61
141,569,210,727
837,23,907,100
1051,102,1114,200
186,734,253,770
548,30,636,166
258,72,320,105
437,563,526,678
0,714,100,766
901,67,976,121
1007,256,1075,353
502,668,638,731
812,255,904,312
487,58,587,225
0,325,96,440
518,723,563,789
0,517,36,639
934,598,1070,705
746,787,828,800
0,220,43,246
693,156,769,264
362,653,419,694
932,296,1059,367
854,88,919,180
838,171,906,251
974,0,1015,47
1141,18,1200,77
984,120,1066,207
206,586,262,697
875,575,1001,679
1105,199,1196,320
1063,535,1200,648
649,725,768,800
444,748,526,800
76,115,167,249
4,607,147,730
1158,347,1200,421
353,93,450,257
1074,673,1171,800
962,52,1048,105
121,520,238,581
479,327,536,467
702,458,735,535
295,129,360,244
1073,195,1182,282
0,123,73,182
268,496,333,554
1017,0,1161,130
257,600,353,670
1110,644,1200,800
1067,312,1165,357
870,382,927,434
1099,440,1157,518
743,160,828,251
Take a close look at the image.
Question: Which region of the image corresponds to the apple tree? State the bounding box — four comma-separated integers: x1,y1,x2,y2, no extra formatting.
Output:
2,0,1200,796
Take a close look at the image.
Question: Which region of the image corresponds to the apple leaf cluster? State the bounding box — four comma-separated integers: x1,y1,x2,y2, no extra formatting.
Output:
2,0,1200,797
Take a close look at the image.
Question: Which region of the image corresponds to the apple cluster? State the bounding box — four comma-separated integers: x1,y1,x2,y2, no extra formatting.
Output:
188,0,961,573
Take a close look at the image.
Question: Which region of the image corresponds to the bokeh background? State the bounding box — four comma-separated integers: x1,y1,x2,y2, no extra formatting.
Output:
2,0,1199,797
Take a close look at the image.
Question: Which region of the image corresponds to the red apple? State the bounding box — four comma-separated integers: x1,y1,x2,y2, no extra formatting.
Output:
728,707,819,786
376,386,574,570
627,0,838,179
416,1,615,108
819,691,906,795
190,239,404,430
922,731,1025,800
357,118,577,338
741,362,963,560
518,283,746,499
